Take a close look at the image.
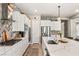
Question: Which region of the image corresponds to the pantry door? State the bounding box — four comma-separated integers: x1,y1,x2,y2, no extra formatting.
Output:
31,20,41,43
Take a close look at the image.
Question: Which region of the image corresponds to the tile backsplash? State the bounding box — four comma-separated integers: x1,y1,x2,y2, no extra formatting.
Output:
0,20,12,42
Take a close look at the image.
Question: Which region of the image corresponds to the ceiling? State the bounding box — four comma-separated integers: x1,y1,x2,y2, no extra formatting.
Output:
15,3,79,18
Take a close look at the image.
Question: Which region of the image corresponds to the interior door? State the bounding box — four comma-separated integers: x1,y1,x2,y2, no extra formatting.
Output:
31,20,40,43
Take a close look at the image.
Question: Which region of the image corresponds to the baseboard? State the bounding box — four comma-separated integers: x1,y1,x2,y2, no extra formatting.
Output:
29,42,33,44
33,43,40,44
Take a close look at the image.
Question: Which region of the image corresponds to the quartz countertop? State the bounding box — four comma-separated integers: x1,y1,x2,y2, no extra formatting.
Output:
43,37,79,56
0,37,29,56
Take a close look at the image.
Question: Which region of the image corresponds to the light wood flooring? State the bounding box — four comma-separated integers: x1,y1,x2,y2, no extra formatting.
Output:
23,43,44,56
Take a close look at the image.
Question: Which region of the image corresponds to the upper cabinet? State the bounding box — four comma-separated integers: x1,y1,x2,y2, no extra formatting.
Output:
41,20,51,26
12,10,30,31
51,21,61,31
12,11,24,31
41,20,61,31
12,11,21,21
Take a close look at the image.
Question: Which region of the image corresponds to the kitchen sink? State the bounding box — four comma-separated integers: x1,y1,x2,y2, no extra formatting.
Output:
75,38,79,41
47,40,58,44
0,39,22,46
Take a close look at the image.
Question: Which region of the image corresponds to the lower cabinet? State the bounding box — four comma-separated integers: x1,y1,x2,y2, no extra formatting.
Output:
42,37,50,56
1,38,29,56
42,38,48,56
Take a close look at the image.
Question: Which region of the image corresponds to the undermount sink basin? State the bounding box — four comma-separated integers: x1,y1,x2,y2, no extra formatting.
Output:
47,40,58,44
0,39,22,46
75,38,79,41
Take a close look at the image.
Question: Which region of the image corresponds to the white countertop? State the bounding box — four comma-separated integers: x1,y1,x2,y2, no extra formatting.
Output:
43,37,79,56
0,37,29,56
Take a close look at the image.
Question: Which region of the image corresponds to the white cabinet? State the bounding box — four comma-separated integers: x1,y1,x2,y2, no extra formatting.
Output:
12,11,19,31
41,20,51,26
41,20,61,31
12,11,20,21
12,11,24,31
17,15,24,31
1,38,29,56
51,21,61,31
12,21,18,31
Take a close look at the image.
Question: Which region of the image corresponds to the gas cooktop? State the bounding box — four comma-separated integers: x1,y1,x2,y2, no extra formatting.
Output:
0,39,22,46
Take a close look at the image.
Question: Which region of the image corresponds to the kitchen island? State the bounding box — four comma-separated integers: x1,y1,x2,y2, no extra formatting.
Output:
0,37,29,56
42,37,79,56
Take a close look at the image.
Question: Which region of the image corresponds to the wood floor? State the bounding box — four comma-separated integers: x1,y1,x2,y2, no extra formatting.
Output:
23,43,44,56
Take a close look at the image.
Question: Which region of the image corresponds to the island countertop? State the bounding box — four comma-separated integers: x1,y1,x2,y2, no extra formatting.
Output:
42,37,79,56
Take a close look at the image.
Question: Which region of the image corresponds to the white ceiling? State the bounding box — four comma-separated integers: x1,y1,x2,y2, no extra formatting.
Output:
15,3,79,18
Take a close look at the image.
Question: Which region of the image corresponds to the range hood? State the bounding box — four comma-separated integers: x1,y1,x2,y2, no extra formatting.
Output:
0,3,9,25
1,3,8,21
0,3,12,31
0,3,12,42
1,3,13,30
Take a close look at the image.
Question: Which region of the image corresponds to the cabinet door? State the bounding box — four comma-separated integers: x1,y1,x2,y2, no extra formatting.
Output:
18,14,24,31
41,20,51,26
12,21,18,31
12,11,20,31
12,12,25,31
18,20,24,31
51,21,61,31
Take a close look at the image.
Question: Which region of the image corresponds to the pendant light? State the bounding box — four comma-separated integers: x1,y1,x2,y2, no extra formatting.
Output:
57,5,61,21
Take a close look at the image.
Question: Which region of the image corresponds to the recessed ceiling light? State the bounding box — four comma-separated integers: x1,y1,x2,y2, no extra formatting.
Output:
34,9,38,12
75,9,79,13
